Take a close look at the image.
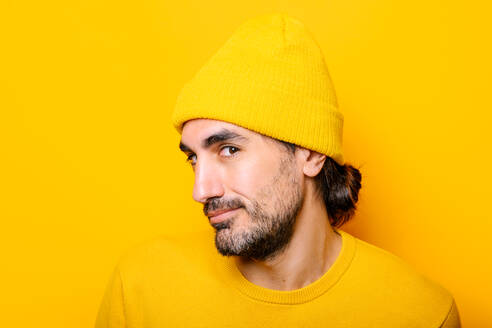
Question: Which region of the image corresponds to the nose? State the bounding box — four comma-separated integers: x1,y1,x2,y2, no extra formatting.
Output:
192,159,225,204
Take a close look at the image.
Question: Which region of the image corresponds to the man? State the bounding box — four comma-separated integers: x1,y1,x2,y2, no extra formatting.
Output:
95,13,460,327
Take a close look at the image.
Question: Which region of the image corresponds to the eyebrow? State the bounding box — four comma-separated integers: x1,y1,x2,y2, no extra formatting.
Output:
179,129,248,153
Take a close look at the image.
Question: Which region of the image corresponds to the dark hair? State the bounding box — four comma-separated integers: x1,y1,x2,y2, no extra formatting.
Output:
278,140,362,228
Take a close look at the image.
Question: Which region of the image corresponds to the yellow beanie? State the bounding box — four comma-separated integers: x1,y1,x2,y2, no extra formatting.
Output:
171,12,344,165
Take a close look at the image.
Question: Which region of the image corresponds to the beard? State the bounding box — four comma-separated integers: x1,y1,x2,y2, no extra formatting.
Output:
203,155,304,262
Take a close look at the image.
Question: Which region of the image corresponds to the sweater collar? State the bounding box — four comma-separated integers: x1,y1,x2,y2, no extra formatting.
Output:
218,228,356,305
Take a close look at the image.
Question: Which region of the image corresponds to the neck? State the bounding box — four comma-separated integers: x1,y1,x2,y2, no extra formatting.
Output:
234,190,343,291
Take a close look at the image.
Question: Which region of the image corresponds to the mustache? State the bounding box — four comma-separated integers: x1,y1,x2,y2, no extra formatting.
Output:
203,198,244,217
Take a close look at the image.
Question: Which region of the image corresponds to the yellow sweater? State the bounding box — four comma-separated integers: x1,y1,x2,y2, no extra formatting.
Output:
95,229,460,327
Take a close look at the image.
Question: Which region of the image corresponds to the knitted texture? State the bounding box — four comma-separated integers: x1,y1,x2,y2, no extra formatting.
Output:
171,12,344,165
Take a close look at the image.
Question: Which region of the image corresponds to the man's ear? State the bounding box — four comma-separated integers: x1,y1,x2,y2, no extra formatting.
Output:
300,149,326,177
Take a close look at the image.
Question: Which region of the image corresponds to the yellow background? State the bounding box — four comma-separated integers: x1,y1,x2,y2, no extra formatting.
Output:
1,1,490,326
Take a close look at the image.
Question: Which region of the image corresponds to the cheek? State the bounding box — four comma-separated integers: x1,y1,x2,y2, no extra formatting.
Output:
226,155,278,199
226,163,258,196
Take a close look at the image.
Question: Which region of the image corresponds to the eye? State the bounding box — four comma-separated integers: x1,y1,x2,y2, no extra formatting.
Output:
185,153,196,166
220,145,240,157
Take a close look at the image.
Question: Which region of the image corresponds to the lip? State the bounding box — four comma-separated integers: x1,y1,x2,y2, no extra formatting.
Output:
209,208,240,224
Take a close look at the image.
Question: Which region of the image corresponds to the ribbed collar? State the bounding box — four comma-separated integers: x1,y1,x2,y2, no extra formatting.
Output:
219,229,356,305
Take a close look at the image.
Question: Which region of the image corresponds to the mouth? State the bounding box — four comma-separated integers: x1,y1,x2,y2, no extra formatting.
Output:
208,208,240,224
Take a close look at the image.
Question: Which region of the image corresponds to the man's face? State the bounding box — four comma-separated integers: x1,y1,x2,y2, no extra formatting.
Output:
179,119,304,261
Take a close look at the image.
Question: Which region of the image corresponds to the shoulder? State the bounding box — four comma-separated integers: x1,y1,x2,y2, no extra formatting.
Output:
352,234,450,295
341,231,457,327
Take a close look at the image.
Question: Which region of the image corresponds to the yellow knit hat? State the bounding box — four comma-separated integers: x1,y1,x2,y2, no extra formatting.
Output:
171,12,344,165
